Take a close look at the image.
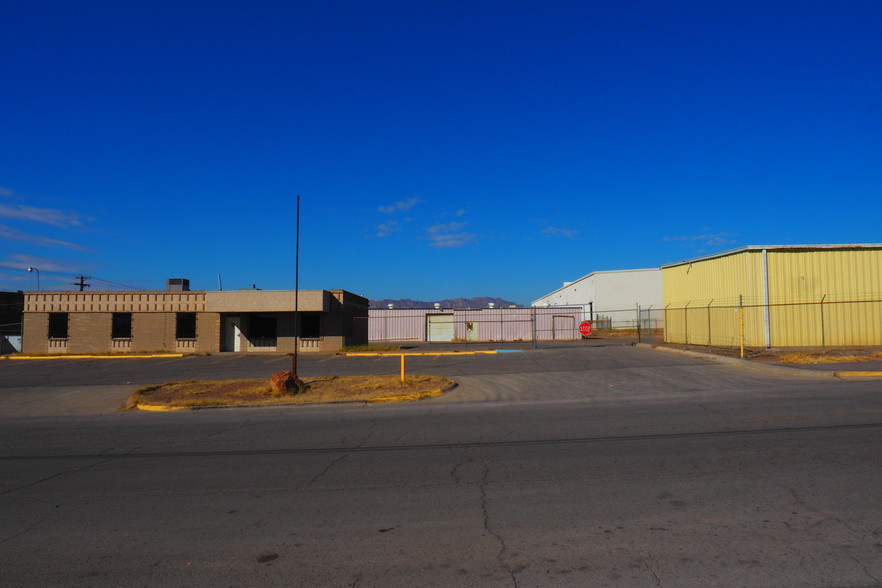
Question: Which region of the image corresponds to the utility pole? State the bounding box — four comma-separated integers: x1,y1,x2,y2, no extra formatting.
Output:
292,194,301,380
73,275,91,291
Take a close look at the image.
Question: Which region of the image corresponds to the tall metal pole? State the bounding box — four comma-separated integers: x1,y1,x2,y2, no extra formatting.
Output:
292,195,301,378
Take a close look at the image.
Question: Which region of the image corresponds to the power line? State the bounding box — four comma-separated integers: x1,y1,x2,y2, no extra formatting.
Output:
89,276,141,290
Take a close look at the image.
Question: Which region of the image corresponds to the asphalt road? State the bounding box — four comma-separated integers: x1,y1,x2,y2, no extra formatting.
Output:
2,344,882,586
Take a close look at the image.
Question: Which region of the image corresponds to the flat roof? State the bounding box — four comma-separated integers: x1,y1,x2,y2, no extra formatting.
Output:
661,244,882,269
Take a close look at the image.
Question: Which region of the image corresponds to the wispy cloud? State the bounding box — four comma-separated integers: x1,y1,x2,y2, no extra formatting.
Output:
0,186,14,198
0,203,87,228
663,232,737,247
0,224,91,251
426,222,475,248
0,253,88,273
376,220,400,237
378,198,420,214
541,226,578,238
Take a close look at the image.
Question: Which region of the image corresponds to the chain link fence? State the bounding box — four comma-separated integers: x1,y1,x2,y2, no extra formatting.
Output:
663,296,882,348
362,306,660,348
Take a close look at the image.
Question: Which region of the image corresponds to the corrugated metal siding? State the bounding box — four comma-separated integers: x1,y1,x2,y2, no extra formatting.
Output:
368,309,426,341
663,251,764,307
663,251,766,346
663,247,882,347
368,307,583,342
767,249,882,346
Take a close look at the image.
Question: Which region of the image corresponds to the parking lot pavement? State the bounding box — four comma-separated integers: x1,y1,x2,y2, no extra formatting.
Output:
1,341,843,417
0,385,134,418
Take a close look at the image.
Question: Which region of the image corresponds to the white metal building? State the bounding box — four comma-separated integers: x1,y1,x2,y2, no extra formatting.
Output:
532,268,662,328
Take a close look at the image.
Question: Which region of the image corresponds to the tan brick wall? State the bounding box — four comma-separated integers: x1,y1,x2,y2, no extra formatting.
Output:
276,313,296,353
133,313,175,352
68,313,111,353
25,291,205,313
22,301,366,354
196,313,221,353
22,313,48,354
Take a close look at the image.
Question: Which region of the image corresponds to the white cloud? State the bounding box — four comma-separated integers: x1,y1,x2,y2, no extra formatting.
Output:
0,224,90,251
426,222,475,248
0,203,86,228
0,186,14,198
0,253,86,273
376,220,401,237
378,198,420,214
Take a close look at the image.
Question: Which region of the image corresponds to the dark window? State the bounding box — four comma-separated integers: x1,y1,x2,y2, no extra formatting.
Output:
48,313,69,339
112,313,132,339
176,313,197,339
249,314,277,339
300,313,321,338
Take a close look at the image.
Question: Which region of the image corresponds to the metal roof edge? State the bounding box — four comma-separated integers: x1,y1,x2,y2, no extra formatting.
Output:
661,244,882,269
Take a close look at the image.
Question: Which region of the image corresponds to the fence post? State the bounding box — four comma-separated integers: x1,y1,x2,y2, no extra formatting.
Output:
531,307,537,349
820,294,826,348
636,304,641,343
739,295,745,358
663,304,670,343
707,299,713,347
684,301,690,345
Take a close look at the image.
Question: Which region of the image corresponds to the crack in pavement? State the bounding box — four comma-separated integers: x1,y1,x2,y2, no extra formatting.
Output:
1,456,116,497
308,418,379,487
0,514,54,544
476,455,518,588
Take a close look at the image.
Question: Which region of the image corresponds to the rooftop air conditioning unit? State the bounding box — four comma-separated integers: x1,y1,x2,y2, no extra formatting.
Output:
166,278,190,291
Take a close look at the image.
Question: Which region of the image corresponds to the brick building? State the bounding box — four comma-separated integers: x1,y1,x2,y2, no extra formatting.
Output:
22,285,368,355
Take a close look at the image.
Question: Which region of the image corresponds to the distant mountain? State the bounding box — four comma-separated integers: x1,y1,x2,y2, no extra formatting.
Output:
370,297,522,309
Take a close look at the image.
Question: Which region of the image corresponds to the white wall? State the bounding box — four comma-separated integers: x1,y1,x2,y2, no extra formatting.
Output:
532,268,662,327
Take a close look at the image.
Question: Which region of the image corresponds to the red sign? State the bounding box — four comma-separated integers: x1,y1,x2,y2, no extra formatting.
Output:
579,322,593,336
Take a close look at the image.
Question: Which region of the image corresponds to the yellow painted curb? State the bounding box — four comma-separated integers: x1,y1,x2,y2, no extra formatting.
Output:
8,354,184,360
835,371,882,378
347,351,498,357
366,389,445,403
134,403,189,412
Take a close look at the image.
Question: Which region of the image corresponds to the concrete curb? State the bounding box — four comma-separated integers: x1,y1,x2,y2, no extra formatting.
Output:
637,343,838,378
641,344,882,378
6,353,185,360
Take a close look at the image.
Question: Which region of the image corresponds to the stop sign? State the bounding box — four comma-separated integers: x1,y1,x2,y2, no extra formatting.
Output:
579,322,593,336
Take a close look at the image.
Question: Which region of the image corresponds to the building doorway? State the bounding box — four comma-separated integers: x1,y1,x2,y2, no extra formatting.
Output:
224,316,241,352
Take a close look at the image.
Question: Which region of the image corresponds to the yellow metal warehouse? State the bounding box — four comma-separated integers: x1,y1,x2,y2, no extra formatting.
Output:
662,244,882,348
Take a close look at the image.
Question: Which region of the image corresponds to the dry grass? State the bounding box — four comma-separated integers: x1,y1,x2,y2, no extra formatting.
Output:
125,374,453,410
338,344,402,353
777,351,882,364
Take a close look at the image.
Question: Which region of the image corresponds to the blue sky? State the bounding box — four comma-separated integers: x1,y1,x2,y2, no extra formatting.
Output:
2,1,880,304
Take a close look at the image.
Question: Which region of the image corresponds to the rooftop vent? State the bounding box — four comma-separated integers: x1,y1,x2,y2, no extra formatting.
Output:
166,278,190,291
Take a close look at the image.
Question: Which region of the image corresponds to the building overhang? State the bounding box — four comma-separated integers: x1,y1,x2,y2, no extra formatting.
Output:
204,290,329,313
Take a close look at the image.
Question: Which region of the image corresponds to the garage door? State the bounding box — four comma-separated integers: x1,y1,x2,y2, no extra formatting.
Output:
426,313,455,342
